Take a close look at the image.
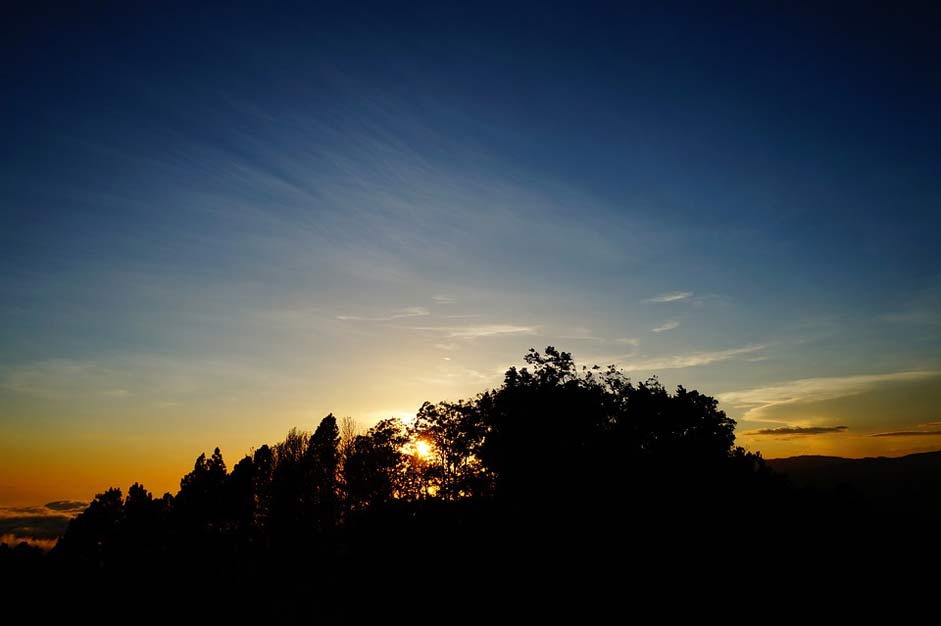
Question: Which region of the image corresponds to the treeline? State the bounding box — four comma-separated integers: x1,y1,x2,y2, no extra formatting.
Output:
49,347,779,572
5,348,935,617
0,347,845,616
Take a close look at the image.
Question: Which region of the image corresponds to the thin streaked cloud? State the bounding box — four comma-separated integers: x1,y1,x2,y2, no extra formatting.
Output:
644,291,693,303
415,365,500,387
560,327,605,342
337,306,430,321
743,425,848,436
719,370,941,420
872,421,941,437
872,430,941,437
618,344,763,372
414,324,538,339
651,320,679,333
0,356,302,402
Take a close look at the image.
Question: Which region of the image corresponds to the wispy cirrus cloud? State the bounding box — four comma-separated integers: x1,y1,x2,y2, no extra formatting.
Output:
872,430,941,437
644,291,693,303
0,356,302,402
872,422,941,437
719,370,941,419
618,344,763,372
414,324,538,339
879,286,941,325
337,306,430,321
560,327,606,342
744,425,848,436
414,365,501,387
432,294,456,305
651,320,679,333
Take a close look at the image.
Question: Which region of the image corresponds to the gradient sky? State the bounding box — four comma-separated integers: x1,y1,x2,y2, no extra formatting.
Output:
2,3,940,505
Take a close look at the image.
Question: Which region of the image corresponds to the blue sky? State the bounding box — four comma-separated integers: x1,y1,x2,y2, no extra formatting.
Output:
2,3,940,503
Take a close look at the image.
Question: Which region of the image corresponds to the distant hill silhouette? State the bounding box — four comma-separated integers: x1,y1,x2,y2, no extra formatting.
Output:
768,451,941,502
767,451,941,549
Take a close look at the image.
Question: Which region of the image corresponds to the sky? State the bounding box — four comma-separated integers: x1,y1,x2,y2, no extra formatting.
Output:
1,2,940,506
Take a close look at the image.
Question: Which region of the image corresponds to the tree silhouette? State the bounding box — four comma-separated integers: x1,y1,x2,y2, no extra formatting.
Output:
477,347,612,500
270,428,311,545
176,447,229,536
227,454,258,538
55,487,124,567
306,414,341,533
474,347,744,505
36,346,901,614
245,444,274,538
339,415,357,459
343,418,409,507
412,400,488,499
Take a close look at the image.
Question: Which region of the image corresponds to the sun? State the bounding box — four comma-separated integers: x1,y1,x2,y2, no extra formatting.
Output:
414,439,433,460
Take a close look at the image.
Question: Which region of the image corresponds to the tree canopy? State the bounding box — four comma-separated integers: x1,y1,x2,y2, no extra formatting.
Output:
33,347,798,617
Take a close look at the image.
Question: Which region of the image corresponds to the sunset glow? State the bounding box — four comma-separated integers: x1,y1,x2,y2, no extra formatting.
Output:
414,440,434,460
1,3,938,514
